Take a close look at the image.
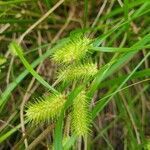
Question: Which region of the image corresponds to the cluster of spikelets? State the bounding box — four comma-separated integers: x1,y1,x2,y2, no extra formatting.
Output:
26,32,97,137
26,91,90,136
52,33,95,136
26,93,66,124
53,33,98,82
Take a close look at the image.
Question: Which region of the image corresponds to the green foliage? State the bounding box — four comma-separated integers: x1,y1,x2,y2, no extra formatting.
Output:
0,0,150,149
0,56,6,73
143,139,150,150
9,41,23,56
0,56,6,65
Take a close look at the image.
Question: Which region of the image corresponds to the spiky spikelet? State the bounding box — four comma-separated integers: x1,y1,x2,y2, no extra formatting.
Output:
26,93,66,124
57,62,98,82
52,35,91,64
72,91,91,136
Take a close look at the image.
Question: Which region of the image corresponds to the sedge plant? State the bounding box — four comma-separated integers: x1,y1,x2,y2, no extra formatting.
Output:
26,32,98,138
1,1,150,149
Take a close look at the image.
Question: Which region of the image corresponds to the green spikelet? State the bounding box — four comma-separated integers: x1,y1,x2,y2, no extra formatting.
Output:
72,91,91,136
26,93,66,124
52,35,91,64
57,62,97,81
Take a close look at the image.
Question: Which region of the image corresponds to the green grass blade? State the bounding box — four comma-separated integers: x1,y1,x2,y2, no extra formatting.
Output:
9,41,59,94
92,51,150,119
0,38,69,110
0,0,37,6
90,45,150,52
54,86,84,150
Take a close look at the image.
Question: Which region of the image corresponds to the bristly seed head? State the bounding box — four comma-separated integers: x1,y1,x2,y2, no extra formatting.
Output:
57,62,98,82
26,93,66,124
52,35,92,64
72,91,91,136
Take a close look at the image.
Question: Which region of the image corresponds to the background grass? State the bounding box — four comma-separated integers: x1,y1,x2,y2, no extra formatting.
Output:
0,0,150,149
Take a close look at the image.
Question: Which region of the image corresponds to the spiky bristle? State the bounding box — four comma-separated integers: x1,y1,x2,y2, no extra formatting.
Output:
72,91,91,136
26,93,66,124
52,36,91,64
57,62,98,82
